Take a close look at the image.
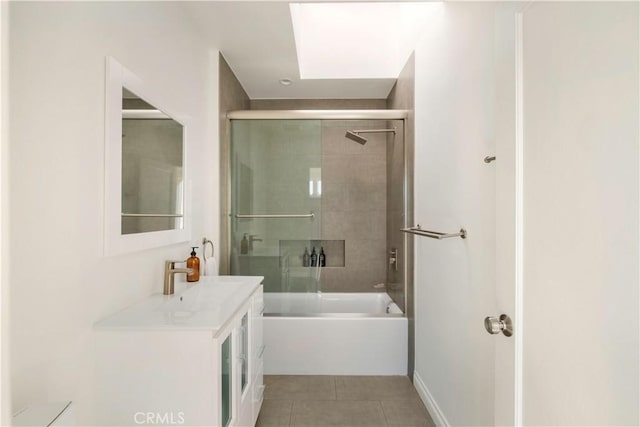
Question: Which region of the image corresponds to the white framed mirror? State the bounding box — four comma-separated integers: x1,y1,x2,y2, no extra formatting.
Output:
104,57,191,256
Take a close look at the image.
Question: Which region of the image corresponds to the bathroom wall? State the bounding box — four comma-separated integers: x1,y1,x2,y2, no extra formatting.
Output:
386,54,414,375
0,2,9,423
413,3,497,425
219,54,249,274
385,56,414,311
250,99,386,110
9,2,219,424
320,120,388,293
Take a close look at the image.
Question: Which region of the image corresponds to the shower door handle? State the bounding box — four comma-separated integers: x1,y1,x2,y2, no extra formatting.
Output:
484,314,513,337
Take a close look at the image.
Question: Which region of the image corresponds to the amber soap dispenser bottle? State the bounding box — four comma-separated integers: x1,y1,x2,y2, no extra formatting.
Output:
187,246,200,282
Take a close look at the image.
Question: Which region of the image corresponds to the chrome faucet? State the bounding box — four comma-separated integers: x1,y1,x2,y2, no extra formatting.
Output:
249,234,263,251
163,260,194,295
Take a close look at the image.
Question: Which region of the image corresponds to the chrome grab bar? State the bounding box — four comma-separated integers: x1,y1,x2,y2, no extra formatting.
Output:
235,212,314,219
122,213,183,218
401,225,467,240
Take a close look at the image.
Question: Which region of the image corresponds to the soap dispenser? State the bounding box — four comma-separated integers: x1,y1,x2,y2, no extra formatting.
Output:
240,234,249,255
187,247,200,282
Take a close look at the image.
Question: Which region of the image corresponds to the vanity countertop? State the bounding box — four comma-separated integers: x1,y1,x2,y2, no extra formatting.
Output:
94,275,263,332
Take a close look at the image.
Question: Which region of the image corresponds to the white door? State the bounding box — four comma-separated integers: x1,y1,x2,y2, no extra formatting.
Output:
518,2,639,426
494,2,638,425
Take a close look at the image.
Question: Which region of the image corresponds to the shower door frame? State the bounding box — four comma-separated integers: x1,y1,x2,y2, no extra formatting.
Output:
220,110,412,335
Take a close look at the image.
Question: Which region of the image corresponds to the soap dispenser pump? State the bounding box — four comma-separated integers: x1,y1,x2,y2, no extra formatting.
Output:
187,246,200,282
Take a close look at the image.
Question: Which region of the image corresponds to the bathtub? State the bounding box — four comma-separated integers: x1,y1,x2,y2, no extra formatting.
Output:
263,292,408,375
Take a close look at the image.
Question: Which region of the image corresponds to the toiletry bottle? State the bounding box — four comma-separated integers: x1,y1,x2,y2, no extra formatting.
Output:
240,234,249,255
310,247,318,267
302,247,310,267
187,246,200,282
319,247,326,267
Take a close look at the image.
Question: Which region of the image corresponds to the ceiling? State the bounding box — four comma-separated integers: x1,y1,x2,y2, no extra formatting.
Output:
183,2,419,100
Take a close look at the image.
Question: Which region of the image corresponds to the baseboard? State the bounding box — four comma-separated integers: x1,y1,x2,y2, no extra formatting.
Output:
413,371,450,427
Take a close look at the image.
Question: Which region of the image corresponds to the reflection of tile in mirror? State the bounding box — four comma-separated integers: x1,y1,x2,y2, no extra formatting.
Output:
121,116,184,235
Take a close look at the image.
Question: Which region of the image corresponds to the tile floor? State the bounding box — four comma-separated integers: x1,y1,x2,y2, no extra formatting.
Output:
256,375,436,427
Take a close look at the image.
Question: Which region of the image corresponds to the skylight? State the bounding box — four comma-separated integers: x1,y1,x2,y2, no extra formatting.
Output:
290,2,443,79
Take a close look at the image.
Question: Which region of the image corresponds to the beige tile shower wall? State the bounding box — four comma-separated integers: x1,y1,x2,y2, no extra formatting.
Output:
251,99,387,110
235,120,322,246
384,120,406,309
386,54,415,312
387,54,415,376
219,54,250,273
320,120,387,293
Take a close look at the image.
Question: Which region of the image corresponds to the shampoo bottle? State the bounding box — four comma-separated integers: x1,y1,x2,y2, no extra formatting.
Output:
302,247,310,267
187,246,200,282
240,234,249,255
319,247,326,267
310,247,318,267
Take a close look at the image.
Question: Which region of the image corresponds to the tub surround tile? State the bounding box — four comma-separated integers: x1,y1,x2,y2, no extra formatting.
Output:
250,99,387,111
335,376,419,401
256,400,294,427
320,120,387,294
290,400,387,427
265,375,336,401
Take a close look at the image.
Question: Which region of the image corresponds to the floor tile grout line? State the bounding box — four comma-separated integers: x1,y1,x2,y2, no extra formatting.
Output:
287,399,293,427
333,375,337,401
378,400,390,427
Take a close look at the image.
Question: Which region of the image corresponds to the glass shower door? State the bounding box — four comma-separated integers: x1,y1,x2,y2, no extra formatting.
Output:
230,119,322,293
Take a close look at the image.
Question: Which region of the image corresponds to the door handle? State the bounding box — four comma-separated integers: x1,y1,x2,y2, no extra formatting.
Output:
484,314,513,337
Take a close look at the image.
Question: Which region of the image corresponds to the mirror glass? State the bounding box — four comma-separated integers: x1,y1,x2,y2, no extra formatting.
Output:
121,88,184,235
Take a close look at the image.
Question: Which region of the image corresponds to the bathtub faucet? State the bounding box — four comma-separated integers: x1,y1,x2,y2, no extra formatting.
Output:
163,260,194,295
249,234,263,251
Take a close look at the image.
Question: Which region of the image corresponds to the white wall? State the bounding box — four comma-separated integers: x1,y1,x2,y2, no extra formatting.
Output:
413,3,498,426
9,2,219,424
522,3,638,425
1,1,11,424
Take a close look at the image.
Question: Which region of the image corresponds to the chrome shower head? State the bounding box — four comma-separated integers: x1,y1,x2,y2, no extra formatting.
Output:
345,131,368,145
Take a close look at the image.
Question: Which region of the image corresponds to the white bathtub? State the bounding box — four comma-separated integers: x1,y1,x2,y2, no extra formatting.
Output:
263,292,408,375
264,292,403,315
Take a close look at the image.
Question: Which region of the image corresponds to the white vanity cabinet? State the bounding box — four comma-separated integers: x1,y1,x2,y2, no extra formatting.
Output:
94,278,263,427
235,289,265,427
250,289,265,426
